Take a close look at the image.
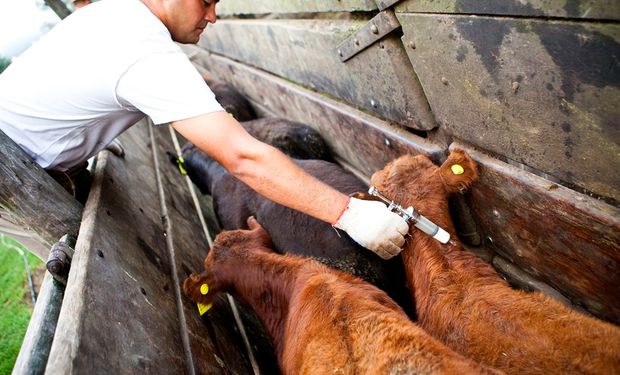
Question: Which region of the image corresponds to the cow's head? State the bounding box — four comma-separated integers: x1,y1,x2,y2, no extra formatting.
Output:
368,149,479,232
182,216,274,314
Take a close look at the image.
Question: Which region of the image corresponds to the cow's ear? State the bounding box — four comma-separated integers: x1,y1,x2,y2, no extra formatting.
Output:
246,216,274,249
437,149,479,193
350,192,383,203
183,272,216,304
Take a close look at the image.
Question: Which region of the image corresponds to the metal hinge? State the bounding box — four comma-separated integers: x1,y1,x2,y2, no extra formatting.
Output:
336,9,402,62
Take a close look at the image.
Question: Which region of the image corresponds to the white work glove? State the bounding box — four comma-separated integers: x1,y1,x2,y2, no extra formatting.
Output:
333,197,409,259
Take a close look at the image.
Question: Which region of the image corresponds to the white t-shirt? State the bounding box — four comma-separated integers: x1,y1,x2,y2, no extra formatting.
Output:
0,0,223,171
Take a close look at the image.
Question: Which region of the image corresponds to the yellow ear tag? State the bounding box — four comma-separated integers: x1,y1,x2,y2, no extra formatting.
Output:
197,302,212,315
197,283,211,315
451,164,464,175
176,156,187,175
200,283,209,295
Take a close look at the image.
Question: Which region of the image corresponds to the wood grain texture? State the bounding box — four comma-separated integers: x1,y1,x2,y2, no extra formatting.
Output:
459,143,620,324
0,130,82,259
395,0,620,21
217,0,377,15
45,121,256,374
183,46,445,176
198,19,437,130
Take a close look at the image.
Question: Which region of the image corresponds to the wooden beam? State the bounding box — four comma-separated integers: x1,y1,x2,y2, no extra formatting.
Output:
395,0,620,21
0,130,82,260
12,273,66,375
198,19,437,130
217,0,377,16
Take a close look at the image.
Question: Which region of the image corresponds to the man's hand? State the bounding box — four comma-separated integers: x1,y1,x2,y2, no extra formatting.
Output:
333,197,409,259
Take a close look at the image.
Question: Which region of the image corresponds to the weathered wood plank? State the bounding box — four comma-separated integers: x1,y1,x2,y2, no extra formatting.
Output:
12,272,66,375
398,14,620,203
395,0,620,21
154,124,280,374
45,123,187,373
0,213,51,262
182,45,445,176
0,130,82,260
458,143,620,324
217,0,377,16
45,121,255,374
198,19,437,130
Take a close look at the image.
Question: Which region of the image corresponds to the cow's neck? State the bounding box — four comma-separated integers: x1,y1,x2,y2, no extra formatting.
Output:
223,252,301,356
401,195,504,333
399,194,464,322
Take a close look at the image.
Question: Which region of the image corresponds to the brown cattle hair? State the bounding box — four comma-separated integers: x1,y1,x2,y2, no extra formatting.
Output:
370,149,620,374
184,217,502,375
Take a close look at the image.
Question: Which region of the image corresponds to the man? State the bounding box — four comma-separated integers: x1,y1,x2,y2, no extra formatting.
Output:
0,0,408,259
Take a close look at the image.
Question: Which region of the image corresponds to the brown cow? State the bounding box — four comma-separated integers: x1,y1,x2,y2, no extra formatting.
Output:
369,149,620,374
184,217,502,375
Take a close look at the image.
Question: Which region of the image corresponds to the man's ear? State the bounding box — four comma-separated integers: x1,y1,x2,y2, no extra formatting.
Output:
246,216,274,249
437,149,479,193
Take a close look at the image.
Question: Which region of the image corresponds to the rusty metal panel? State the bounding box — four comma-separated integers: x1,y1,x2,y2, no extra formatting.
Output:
395,0,620,21
398,13,620,203
216,0,377,16
460,144,620,324
198,19,437,131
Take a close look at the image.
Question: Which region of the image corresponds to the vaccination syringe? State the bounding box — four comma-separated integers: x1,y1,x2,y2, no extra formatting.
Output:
368,186,450,244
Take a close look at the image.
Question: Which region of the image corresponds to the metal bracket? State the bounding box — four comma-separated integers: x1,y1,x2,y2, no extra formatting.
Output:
375,0,403,11
336,9,401,62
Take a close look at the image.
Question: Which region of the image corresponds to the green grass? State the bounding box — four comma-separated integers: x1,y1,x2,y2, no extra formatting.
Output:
0,235,43,375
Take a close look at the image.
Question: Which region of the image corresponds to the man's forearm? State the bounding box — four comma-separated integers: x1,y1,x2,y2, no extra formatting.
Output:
172,112,350,224
230,144,351,224
173,112,408,258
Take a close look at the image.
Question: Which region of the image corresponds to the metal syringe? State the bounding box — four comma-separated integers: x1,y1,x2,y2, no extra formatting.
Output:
368,186,450,244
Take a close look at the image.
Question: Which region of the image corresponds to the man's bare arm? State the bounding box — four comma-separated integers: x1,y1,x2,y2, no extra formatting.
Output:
172,111,350,224
172,111,408,259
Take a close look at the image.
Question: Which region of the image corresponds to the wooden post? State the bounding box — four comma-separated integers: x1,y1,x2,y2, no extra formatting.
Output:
11,236,74,375
0,130,82,260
